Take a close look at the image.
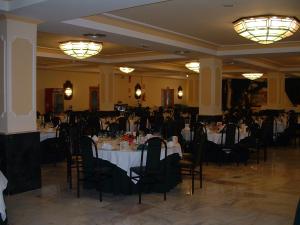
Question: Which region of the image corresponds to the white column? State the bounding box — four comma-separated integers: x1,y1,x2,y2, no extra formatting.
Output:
198,58,222,115
99,65,115,111
0,17,37,134
186,74,199,107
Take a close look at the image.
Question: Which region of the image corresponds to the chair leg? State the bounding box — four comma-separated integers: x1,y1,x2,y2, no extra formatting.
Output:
67,157,72,189
76,157,80,198
264,147,267,162
191,169,195,194
138,180,142,204
257,148,260,164
99,182,102,202
199,163,203,189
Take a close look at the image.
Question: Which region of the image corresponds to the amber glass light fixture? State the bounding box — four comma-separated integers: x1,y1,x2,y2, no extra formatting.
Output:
59,41,103,59
177,86,183,99
233,15,300,44
119,67,135,73
185,61,200,73
242,73,263,80
63,80,73,100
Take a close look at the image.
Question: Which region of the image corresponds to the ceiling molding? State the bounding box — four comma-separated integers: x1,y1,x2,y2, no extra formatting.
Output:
62,18,217,56
233,58,280,71
102,13,218,47
37,48,185,64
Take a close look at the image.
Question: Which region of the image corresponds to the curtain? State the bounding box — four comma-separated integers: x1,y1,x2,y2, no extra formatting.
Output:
285,78,300,105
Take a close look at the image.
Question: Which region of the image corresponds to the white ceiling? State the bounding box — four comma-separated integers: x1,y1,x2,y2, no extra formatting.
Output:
108,0,300,46
2,0,300,78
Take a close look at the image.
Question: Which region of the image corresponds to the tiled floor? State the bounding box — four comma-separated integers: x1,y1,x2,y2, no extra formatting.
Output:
5,147,300,225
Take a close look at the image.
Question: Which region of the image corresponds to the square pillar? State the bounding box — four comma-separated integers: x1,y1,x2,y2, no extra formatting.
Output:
0,16,40,194
198,58,222,116
99,65,115,111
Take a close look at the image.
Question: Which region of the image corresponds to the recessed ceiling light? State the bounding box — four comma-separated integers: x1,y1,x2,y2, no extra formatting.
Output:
83,33,106,38
186,74,189,78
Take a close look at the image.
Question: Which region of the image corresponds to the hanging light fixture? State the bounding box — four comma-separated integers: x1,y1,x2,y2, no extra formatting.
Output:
185,61,200,73
177,86,183,99
63,80,73,100
135,83,142,99
59,40,103,59
233,15,300,44
242,73,263,80
119,67,135,74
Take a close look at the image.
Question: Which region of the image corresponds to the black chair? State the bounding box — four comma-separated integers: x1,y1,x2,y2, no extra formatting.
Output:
77,136,113,201
117,116,127,132
218,123,240,165
180,127,206,194
67,124,82,189
43,123,69,166
108,122,119,137
294,199,300,225
130,137,168,204
242,122,260,164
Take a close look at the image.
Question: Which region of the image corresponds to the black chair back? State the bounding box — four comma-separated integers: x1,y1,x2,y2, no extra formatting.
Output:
79,136,99,175
109,122,119,136
221,123,239,146
141,137,167,174
191,127,206,166
117,116,127,132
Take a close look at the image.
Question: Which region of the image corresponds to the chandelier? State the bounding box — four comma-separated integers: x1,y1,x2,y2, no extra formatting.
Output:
59,41,103,59
233,15,300,44
119,67,135,73
242,73,263,80
185,61,200,73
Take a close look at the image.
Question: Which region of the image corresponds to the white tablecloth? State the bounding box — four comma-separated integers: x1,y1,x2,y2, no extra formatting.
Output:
206,129,248,144
95,143,182,178
39,129,56,142
0,171,7,221
274,120,286,134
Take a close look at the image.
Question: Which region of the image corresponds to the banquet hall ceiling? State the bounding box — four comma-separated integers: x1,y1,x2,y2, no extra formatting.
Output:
2,0,300,78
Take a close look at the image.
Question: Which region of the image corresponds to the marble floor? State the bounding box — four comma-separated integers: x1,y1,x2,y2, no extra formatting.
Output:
5,147,300,225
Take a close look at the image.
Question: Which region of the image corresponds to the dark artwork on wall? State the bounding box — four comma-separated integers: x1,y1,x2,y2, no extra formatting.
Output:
222,79,267,110
248,81,268,107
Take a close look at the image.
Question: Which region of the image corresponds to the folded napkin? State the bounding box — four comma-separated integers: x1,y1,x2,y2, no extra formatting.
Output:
167,141,174,148
101,143,113,150
92,135,99,143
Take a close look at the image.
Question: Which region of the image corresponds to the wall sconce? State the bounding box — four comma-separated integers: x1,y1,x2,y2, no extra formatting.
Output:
63,80,73,100
178,86,183,99
135,83,142,99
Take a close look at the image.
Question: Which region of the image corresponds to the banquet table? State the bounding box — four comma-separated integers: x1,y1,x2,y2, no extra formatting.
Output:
39,128,56,142
39,128,66,164
206,129,249,144
0,171,7,225
181,127,249,144
90,139,182,194
274,120,286,134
